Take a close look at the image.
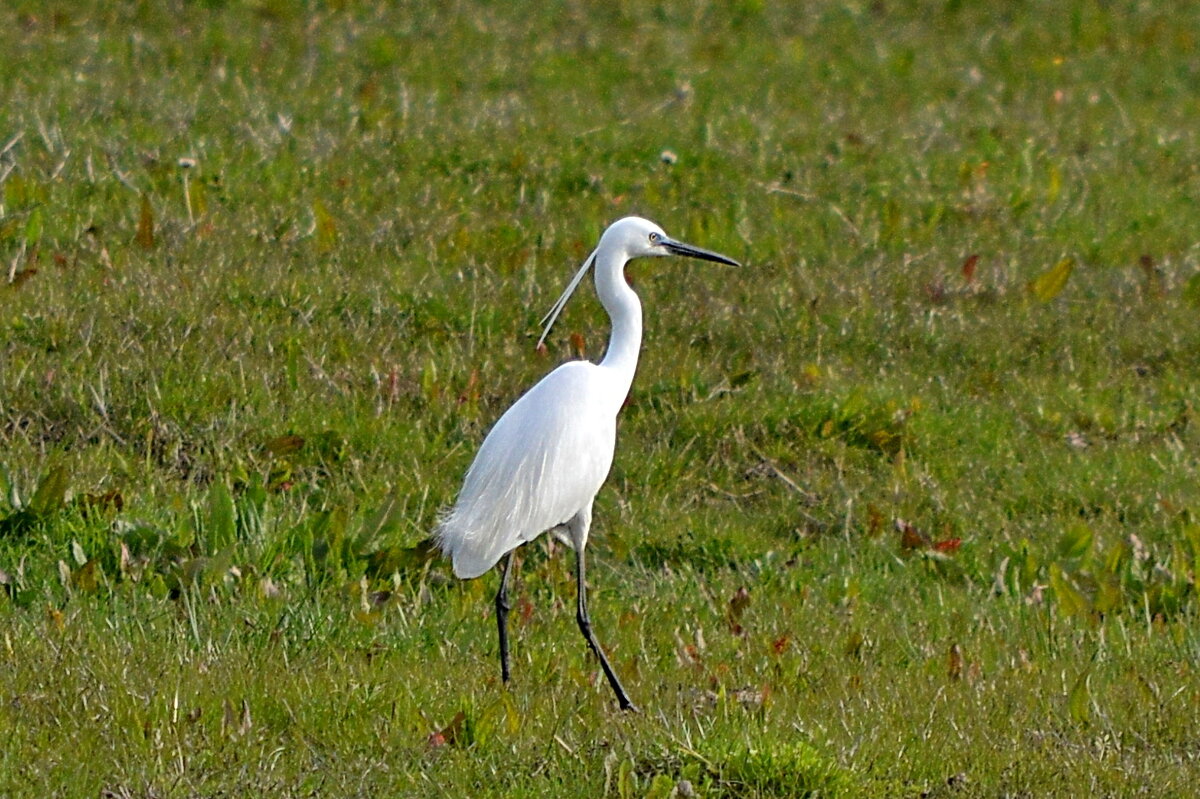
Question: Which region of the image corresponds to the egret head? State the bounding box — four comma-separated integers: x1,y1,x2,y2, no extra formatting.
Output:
537,217,740,348
602,216,741,266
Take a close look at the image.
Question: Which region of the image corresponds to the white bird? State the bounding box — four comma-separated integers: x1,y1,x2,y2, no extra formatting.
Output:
435,216,740,710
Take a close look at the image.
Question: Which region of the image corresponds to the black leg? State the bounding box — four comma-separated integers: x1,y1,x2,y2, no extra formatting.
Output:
495,550,515,684
574,547,638,712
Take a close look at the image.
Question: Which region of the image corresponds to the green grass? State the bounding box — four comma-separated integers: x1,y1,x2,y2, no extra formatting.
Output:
3,0,1200,795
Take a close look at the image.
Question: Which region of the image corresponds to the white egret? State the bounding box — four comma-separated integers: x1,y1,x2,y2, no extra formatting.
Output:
435,216,740,711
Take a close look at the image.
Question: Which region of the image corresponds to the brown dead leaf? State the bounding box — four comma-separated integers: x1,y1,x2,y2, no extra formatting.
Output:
77,490,124,516
866,504,884,537
136,194,155,249
948,643,963,680
896,518,930,551
264,434,305,456
727,587,751,635
9,268,38,288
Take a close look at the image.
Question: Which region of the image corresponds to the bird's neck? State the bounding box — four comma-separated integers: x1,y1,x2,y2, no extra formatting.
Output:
594,251,643,401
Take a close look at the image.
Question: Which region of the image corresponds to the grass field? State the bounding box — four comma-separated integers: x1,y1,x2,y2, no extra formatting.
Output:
3,1,1200,795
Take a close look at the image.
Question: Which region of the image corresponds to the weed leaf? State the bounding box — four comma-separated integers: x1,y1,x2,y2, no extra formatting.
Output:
1067,670,1091,724
24,208,43,245
207,482,237,551
1057,523,1093,561
727,586,751,635
313,199,337,253
1049,563,1090,616
1183,273,1200,307
29,465,69,516
136,194,155,249
1029,257,1074,301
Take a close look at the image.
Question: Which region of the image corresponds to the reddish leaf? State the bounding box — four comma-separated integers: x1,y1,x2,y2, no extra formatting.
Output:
427,711,468,749
517,596,534,625
458,370,479,405
961,253,979,284
896,518,930,551
771,635,790,656
933,537,962,553
1139,254,1163,297
386,368,400,404
569,332,586,358
923,279,947,305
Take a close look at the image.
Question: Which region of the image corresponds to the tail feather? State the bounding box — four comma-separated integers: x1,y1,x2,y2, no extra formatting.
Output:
434,509,509,580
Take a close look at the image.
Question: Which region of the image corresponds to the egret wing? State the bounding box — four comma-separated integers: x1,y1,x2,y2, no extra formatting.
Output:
436,362,616,578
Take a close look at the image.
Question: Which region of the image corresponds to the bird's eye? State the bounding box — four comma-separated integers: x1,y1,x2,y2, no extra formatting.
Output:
648,232,661,244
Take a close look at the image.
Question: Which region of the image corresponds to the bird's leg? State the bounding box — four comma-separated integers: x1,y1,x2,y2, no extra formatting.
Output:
495,550,515,684
574,547,638,712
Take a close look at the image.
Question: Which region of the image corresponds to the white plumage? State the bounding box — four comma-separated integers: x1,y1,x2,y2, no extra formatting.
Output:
437,360,620,579
435,216,739,711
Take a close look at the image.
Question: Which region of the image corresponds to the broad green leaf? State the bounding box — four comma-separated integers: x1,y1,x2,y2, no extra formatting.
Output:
1049,563,1090,616
207,481,237,551
73,560,100,593
313,199,337,253
1029,257,1074,301
644,774,675,799
1102,537,1128,576
1067,670,1091,725
617,758,636,799
189,175,207,217
502,691,520,736
209,545,235,583
24,208,43,245
354,491,404,551
1184,525,1200,572
1183,273,1200,307
1093,576,1123,614
29,465,69,516
1057,523,1093,561
1046,164,1062,203
0,463,16,510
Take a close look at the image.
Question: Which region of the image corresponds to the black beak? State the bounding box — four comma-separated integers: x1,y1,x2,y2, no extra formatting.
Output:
661,237,741,267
